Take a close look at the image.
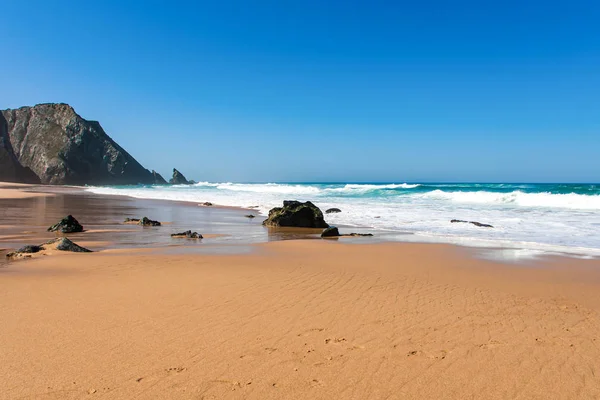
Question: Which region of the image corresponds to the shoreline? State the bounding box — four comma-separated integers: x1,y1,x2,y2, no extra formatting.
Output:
82,183,600,261
1,181,598,262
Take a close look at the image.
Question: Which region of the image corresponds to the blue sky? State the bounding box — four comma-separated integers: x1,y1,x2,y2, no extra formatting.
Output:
1,0,599,182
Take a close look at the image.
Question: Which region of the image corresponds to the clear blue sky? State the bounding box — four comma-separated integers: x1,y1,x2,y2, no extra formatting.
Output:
1,1,598,182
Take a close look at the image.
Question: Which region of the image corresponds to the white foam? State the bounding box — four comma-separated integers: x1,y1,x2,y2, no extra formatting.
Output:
418,190,600,210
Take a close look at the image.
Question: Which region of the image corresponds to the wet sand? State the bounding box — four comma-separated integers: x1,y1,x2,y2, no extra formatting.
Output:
1,185,600,399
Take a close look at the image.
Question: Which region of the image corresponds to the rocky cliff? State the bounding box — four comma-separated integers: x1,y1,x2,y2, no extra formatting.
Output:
0,112,40,183
1,103,161,185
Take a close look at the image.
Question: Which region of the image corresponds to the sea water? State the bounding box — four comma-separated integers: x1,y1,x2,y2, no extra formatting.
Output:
86,182,600,258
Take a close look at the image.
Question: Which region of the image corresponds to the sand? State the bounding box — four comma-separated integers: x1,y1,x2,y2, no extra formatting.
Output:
1,241,600,400
2,183,600,399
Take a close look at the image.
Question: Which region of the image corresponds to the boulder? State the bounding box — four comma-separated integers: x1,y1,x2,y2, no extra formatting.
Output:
451,219,494,228
1,103,161,185
321,227,340,237
263,200,329,228
139,217,161,227
169,168,191,184
325,208,342,214
47,215,84,233
171,230,203,239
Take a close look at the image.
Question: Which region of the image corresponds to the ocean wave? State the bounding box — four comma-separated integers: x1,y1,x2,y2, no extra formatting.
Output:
324,183,420,194
418,190,600,210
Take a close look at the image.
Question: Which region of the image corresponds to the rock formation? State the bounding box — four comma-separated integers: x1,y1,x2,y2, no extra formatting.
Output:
325,208,342,214
169,168,191,184
6,238,91,259
47,215,84,233
263,200,329,228
151,170,167,184
1,103,161,185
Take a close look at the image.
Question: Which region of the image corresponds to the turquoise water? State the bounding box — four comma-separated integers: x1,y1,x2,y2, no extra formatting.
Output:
87,182,600,257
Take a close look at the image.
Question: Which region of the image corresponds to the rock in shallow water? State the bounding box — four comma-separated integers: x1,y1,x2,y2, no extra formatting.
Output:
47,215,84,233
451,219,494,228
138,217,161,227
321,227,340,237
171,230,203,239
325,208,342,214
263,200,329,228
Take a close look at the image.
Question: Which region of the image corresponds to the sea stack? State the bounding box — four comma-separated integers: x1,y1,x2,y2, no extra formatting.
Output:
169,168,192,184
0,103,161,185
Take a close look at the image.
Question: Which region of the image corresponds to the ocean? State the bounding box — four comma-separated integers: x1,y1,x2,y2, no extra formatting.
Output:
86,182,600,258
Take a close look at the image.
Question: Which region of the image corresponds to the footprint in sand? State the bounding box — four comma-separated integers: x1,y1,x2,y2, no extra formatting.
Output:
297,328,325,337
165,367,187,373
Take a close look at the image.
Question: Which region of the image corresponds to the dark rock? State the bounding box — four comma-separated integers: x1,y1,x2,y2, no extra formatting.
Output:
263,200,329,228
245,214,256,218
124,217,140,223
321,227,340,237
47,215,84,233
325,208,342,214
15,245,43,254
171,230,203,239
1,103,161,185
139,217,161,227
169,168,191,184
347,233,374,237
151,170,167,184
0,112,41,183
47,238,92,252
202,202,213,206
451,219,494,228
7,238,91,258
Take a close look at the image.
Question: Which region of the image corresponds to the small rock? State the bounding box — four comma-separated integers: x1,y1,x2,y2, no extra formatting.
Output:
124,217,140,223
171,230,203,239
451,219,494,228
138,217,161,227
202,202,213,206
245,214,256,219
347,233,374,237
47,215,84,233
321,227,340,237
325,208,342,214
15,245,43,254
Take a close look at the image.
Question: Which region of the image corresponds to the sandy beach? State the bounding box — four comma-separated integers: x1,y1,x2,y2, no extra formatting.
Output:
2,186,600,399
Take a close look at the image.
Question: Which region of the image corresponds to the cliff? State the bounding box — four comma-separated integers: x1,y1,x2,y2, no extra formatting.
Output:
1,103,162,185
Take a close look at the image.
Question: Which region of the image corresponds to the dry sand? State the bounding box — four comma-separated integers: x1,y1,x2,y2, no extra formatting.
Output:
2,240,600,400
